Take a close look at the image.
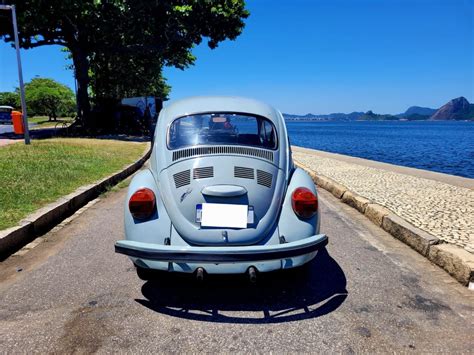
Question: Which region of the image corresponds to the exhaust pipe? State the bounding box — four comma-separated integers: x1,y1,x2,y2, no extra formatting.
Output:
196,267,205,281
248,266,257,284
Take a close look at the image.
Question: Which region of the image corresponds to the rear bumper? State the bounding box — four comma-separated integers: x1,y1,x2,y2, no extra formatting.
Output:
115,234,328,263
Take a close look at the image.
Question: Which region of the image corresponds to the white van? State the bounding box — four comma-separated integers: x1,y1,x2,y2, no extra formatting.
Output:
0,106,13,125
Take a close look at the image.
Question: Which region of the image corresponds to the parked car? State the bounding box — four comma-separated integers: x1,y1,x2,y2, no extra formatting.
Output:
0,106,13,125
115,96,327,281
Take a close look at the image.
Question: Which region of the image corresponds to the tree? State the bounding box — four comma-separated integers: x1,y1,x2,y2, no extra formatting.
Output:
0,91,19,108
24,78,76,121
0,1,249,130
89,52,171,101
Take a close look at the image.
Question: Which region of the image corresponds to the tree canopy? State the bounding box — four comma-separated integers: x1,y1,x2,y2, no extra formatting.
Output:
0,91,19,108
24,78,76,120
0,1,249,130
0,78,76,119
89,52,171,101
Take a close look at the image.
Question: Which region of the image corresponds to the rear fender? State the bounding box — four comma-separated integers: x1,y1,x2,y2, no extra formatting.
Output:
278,168,320,243
124,169,171,245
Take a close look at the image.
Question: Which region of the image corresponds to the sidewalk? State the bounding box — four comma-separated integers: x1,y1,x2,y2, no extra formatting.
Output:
292,146,474,254
0,138,20,147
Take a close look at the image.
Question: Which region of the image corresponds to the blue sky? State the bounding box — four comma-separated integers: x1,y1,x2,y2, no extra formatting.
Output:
0,0,472,114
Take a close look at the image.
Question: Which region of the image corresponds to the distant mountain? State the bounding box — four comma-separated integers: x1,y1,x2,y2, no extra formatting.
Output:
397,106,437,118
402,113,431,121
283,113,321,120
283,97,474,122
283,112,364,121
430,97,474,121
328,112,365,120
358,110,399,121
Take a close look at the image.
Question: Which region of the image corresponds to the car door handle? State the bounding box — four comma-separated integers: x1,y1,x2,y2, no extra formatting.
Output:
201,185,248,197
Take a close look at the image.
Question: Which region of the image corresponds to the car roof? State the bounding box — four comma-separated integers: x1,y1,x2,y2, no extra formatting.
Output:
163,96,281,122
0,106,14,110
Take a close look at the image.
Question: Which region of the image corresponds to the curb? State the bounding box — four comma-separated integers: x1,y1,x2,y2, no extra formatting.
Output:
0,143,151,260
295,161,474,287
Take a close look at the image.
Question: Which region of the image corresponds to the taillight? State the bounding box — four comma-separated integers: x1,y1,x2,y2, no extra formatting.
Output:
129,188,156,220
291,187,318,219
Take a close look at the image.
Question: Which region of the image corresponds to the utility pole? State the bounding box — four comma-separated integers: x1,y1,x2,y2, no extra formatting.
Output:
0,4,30,144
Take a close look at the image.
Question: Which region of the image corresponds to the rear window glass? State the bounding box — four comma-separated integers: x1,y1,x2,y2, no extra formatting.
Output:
168,113,278,150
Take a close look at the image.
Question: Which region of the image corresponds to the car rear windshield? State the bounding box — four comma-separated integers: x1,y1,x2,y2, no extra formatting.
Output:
168,113,278,150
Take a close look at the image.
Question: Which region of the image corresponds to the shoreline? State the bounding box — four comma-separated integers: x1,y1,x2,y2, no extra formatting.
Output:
286,121,474,180
292,146,474,190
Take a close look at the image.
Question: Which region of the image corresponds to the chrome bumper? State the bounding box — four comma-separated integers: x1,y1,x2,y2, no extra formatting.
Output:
115,234,328,263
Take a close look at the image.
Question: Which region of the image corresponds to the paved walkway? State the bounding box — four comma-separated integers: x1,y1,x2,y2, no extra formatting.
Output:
292,147,474,253
0,138,20,147
0,125,21,147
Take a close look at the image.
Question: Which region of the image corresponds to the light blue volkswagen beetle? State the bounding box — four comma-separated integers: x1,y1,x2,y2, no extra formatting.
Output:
115,96,328,281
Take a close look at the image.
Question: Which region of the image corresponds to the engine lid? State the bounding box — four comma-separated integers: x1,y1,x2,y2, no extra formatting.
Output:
158,155,285,246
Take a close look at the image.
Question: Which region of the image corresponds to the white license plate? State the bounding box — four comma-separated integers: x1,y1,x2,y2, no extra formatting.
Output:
196,203,250,228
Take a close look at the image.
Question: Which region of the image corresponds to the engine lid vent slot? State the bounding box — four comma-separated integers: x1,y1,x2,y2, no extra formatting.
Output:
257,170,273,188
193,166,214,180
172,146,274,162
234,166,254,180
173,170,190,188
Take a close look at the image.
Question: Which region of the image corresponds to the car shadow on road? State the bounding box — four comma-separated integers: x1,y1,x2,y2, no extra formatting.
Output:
136,248,348,324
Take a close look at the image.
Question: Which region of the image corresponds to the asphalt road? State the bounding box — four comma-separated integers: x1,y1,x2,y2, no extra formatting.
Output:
0,183,473,353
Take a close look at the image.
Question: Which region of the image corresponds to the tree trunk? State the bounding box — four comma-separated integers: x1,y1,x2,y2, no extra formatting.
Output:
71,47,92,129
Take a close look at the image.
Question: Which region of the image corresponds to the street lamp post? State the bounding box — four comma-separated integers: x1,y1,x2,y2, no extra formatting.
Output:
0,4,30,144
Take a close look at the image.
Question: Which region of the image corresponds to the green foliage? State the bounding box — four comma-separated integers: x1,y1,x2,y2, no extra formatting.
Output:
87,0,248,100
24,78,76,120
0,91,19,108
89,53,171,101
0,1,249,128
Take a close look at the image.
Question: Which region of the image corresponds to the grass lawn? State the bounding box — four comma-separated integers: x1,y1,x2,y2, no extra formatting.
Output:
28,116,74,129
0,138,147,230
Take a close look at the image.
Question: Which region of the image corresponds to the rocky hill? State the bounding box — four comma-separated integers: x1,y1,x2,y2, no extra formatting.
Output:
430,97,474,120
358,110,398,121
397,106,436,118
